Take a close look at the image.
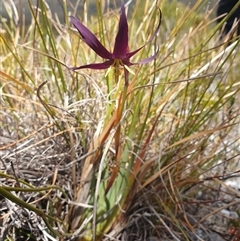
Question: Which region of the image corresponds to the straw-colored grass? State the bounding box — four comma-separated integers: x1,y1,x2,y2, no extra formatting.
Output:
1,0,240,240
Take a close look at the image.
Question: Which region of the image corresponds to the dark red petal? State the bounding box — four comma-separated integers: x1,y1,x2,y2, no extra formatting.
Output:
123,49,159,66
135,49,159,64
122,59,134,66
126,8,162,59
126,45,145,59
113,1,128,59
70,16,113,59
69,60,113,70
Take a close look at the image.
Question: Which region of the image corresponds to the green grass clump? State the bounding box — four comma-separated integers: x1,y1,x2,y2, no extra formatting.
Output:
0,0,239,240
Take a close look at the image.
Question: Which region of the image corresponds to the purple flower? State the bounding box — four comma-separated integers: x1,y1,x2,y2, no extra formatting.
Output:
70,1,161,71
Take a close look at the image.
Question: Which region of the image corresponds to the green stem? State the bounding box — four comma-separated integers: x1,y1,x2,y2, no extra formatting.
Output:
0,186,62,237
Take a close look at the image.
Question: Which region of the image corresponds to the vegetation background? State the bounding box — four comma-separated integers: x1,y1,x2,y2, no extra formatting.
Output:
0,0,216,24
0,0,240,240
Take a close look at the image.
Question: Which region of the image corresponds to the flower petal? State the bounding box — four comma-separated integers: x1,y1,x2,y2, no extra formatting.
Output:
126,45,145,59
70,60,113,70
135,49,159,64
113,1,129,59
123,49,159,66
70,16,113,59
126,8,162,59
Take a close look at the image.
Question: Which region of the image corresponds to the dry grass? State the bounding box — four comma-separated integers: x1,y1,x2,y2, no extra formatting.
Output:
1,0,240,240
